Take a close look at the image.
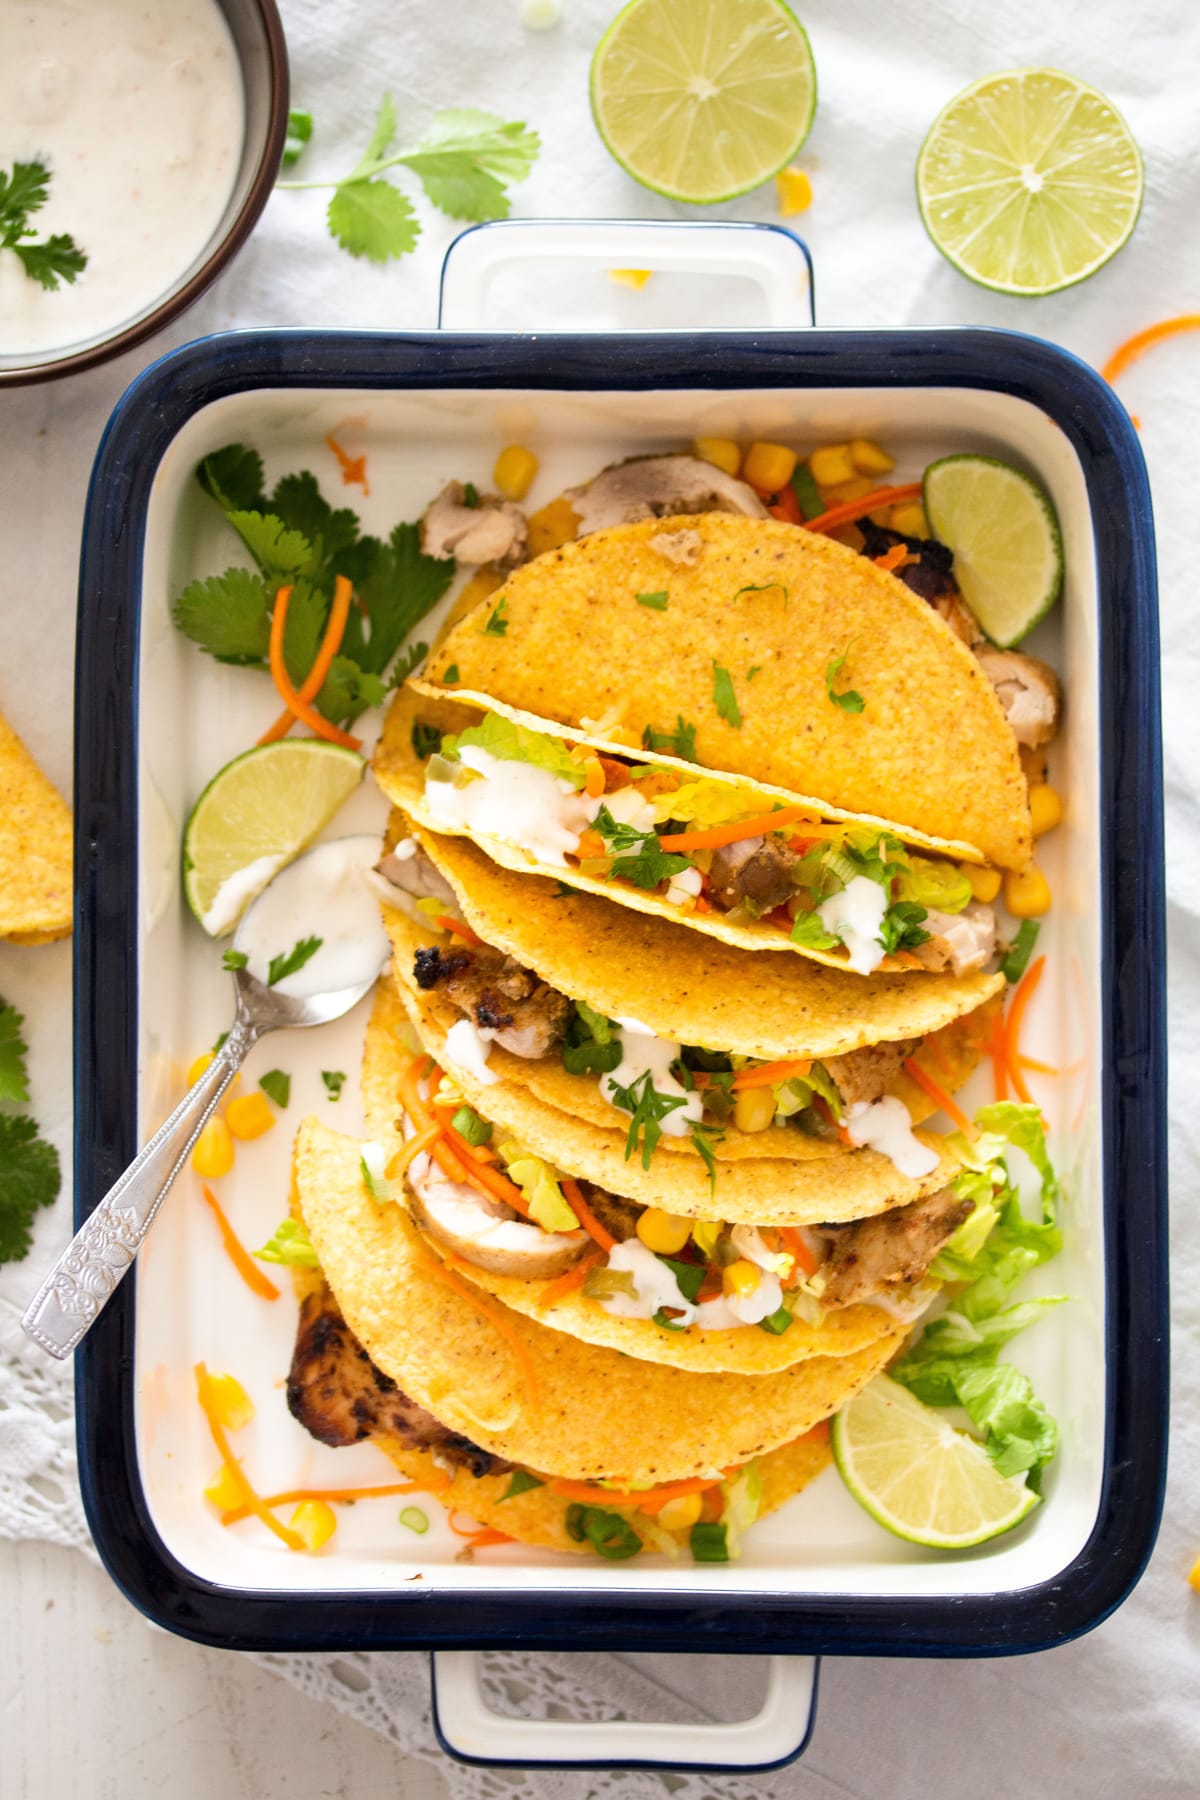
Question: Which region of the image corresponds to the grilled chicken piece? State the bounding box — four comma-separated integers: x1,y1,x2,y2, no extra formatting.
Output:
825,1037,921,1108
976,649,1061,748
911,901,996,976
565,455,768,536
376,839,456,905
857,519,983,645
812,1189,972,1308
413,943,571,1059
707,834,800,912
288,1286,504,1477
420,481,527,567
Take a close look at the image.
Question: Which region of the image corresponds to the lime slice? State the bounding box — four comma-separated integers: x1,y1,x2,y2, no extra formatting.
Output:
916,67,1143,295
183,740,365,935
590,0,817,204
832,1375,1040,1549
923,455,1063,648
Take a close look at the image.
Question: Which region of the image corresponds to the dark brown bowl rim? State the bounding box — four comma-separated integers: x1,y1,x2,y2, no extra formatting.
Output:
0,0,289,389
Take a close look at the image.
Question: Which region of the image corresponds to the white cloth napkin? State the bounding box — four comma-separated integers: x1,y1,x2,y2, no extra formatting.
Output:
2,0,1198,1793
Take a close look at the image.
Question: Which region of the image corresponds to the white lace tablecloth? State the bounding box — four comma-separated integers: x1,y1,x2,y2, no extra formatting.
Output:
2,0,1198,1793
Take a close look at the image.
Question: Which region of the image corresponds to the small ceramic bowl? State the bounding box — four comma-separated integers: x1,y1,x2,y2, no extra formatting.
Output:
0,0,288,388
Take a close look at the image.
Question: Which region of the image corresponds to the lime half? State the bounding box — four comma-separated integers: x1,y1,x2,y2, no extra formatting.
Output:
923,455,1063,647
590,0,817,204
832,1375,1039,1549
183,739,365,935
916,67,1143,295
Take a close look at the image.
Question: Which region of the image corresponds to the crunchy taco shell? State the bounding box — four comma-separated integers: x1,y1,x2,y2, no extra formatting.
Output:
0,708,72,943
364,973,961,1227
418,512,1031,869
294,1116,906,1485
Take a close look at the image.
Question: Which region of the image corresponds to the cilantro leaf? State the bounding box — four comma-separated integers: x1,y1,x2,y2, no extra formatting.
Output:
688,1122,721,1197
221,950,248,971
283,109,313,168
268,936,323,986
0,160,50,225
397,110,540,221
562,1003,623,1076
826,642,865,714
0,1115,61,1263
712,661,743,728
226,510,318,578
270,470,361,575
482,598,509,636
322,1069,346,1100
790,909,838,952
354,94,399,172
733,582,788,603
443,663,460,683
592,806,693,890
391,641,428,687
197,444,266,513
0,161,86,291
171,568,273,666
14,235,88,291
259,1070,291,1108
879,900,930,954
635,590,668,610
499,1468,543,1501
339,523,455,676
0,998,30,1105
327,180,420,263
642,716,698,761
411,719,441,759
462,482,481,508
605,1068,689,1168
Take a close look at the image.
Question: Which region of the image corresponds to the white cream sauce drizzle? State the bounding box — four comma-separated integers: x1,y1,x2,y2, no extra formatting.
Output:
444,1018,501,1086
844,1095,939,1178
817,875,889,975
600,1020,704,1138
425,747,599,867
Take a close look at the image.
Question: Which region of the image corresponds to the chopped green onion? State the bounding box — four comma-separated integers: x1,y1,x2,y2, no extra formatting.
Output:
689,1521,729,1562
564,1503,642,1560
452,1105,493,1146
757,1305,793,1336
636,590,668,610
399,1506,429,1534
789,462,826,520
1002,919,1041,983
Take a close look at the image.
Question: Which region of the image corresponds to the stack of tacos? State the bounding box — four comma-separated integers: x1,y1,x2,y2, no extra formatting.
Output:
290,484,1053,1563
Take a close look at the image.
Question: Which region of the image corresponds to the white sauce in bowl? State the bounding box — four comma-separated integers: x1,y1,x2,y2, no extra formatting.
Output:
0,0,244,360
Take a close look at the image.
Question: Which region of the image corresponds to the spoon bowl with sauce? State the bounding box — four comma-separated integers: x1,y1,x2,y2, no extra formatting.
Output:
22,836,390,1359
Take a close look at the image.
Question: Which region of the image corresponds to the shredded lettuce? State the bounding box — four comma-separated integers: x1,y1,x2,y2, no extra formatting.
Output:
498,1140,579,1232
896,854,974,914
359,1142,395,1205
562,1001,623,1076
646,777,763,829
441,712,585,789
718,1460,764,1560
256,1216,319,1268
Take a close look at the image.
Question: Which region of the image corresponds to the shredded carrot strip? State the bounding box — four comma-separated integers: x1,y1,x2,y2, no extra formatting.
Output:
903,1059,975,1136
397,1057,437,1131
990,1007,1009,1102
387,1121,444,1179
433,914,482,946
732,1056,813,1091
425,1255,541,1409
439,1135,532,1216
803,483,923,536
767,484,803,525
326,432,370,494
538,1249,603,1308
259,574,355,743
561,1177,616,1252
1019,1055,1059,1077
221,1482,428,1525
201,1186,280,1300
267,585,362,750
779,1225,820,1279
874,544,916,573
1004,955,1046,1106
446,1514,514,1547
658,806,810,853
1101,315,1200,385
195,1363,305,1551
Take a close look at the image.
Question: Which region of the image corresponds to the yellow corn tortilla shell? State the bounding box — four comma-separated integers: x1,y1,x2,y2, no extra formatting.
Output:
418,512,1032,869
365,1427,833,1557
382,879,1000,1154
0,709,72,943
364,973,961,1227
403,811,1006,1061
295,1117,907,1484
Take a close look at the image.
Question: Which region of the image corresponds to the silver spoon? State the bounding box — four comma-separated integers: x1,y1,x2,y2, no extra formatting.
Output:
22,839,389,1360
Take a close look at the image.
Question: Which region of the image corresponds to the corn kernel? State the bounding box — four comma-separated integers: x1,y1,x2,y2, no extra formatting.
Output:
1029,783,1063,837
636,1207,694,1256
889,501,930,538
192,1114,234,1179
493,444,539,502
1189,1554,1200,1594
1004,864,1052,919
723,1259,761,1301
204,1372,255,1432
226,1091,277,1141
657,1493,704,1532
819,475,873,506
290,1499,338,1552
741,440,798,494
692,436,742,477
187,1050,216,1086
809,444,857,487
525,495,579,556
775,166,812,216
734,1085,777,1134
849,437,896,476
963,863,1002,904
203,1463,245,1512
609,268,651,289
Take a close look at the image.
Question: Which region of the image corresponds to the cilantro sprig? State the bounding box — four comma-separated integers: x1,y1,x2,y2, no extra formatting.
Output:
642,716,698,760
0,160,87,291
0,999,30,1105
268,936,323,986
277,97,540,263
0,994,61,1264
825,640,865,714
606,1068,689,1169
712,661,743,728
592,807,692,891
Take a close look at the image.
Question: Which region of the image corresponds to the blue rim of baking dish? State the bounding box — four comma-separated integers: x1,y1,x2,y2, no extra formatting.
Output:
73,327,1166,1657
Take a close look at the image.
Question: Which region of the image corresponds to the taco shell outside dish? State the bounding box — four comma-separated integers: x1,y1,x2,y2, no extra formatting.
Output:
418,513,1032,870
294,1117,907,1485
0,708,72,943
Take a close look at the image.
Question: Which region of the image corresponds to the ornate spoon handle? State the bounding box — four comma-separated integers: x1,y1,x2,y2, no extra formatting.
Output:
22,1015,260,1359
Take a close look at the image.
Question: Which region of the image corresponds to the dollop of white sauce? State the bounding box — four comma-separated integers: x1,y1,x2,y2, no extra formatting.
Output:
730,1223,792,1278
595,1239,697,1323
600,786,657,833
425,747,599,867
232,835,389,1000
203,852,288,936
0,0,245,359
818,875,889,974
601,1027,704,1137
844,1096,939,1178
444,1017,500,1086
695,1269,784,1329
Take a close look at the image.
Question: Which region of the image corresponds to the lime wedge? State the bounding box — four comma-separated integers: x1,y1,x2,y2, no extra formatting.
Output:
590,0,817,204
923,455,1063,648
183,740,365,936
832,1374,1039,1549
916,67,1143,295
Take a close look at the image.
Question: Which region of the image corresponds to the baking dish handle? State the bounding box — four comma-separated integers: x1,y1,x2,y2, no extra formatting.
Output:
430,1650,818,1772
437,217,814,330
